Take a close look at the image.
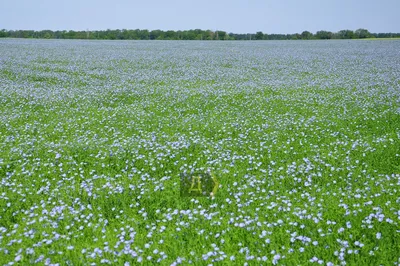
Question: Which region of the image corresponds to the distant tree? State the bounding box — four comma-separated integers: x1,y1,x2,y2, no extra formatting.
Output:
176,30,183,40
336,29,354,39
0,29,7,38
315,30,333,39
54,30,64,39
127,29,140,40
138,29,149,40
3,27,399,40
216,31,227,40
165,30,177,40
375,32,399,38
42,30,54,39
301,31,313,40
291,33,301,40
120,29,130,39
203,30,213,40
115,29,123,39
355,28,371,39
230,33,245,40
191,29,202,40
255,31,264,40
150,30,162,40
227,33,236,40
376,32,389,38
267,34,286,40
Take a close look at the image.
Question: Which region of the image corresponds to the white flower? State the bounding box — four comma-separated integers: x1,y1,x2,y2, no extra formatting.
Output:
376,232,381,239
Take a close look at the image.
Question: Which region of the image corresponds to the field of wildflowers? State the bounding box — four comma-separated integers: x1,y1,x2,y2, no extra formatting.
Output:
0,39,399,265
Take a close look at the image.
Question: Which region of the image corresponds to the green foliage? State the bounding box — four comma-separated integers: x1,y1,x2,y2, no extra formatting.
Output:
0,29,7,37
301,31,313,40
315,30,333,39
0,40,399,265
337,30,355,39
355,28,372,39
0,28,399,40
255,31,264,40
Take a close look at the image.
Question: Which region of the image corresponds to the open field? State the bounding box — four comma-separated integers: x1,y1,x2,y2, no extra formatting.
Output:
0,39,399,265
361,37,400,40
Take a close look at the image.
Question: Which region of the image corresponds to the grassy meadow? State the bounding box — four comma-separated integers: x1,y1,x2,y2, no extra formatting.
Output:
0,39,399,265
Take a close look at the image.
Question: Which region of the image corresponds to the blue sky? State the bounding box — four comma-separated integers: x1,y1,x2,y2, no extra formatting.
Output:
1,0,399,33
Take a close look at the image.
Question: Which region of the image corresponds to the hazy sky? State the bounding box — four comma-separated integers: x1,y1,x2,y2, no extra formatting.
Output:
2,0,399,33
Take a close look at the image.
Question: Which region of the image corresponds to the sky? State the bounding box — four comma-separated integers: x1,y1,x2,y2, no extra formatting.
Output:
1,0,399,34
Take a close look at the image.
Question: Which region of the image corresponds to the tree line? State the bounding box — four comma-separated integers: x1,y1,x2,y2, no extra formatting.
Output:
1,28,399,40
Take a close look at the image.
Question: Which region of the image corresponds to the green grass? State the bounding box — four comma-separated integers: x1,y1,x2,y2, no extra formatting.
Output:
0,39,399,265
361,37,400,40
